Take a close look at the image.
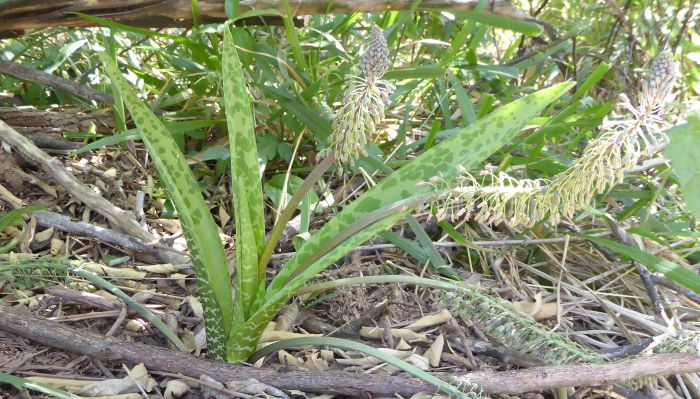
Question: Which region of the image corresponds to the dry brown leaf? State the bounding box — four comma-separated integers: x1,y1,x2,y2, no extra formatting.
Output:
33,226,53,243
218,206,230,228
26,376,91,391
336,356,383,367
136,263,175,274
302,352,329,371
50,237,64,255
405,309,453,331
125,319,146,332
24,172,57,197
78,363,153,396
512,292,561,321
185,296,204,318
278,350,302,367
164,380,191,399
275,301,300,332
260,330,320,343
180,330,199,354
336,348,412,366
320,349,334,362
404,353,431,370
395,339,412,350
171,273,188,289
199,374,230,399
360,326,427,342
423,334,444,367
226,378,288,398
383,353,430,373
194,325,207,352
82,263,146,279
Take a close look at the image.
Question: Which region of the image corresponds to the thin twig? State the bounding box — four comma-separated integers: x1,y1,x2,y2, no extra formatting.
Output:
605,215,662,315
269,232,612,260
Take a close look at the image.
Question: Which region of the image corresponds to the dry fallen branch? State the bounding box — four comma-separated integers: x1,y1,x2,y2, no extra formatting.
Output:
1,304,698,396
0,1,531,36
0,106,114,150
0,120,186,264
0,60,114,105
33,211,184,264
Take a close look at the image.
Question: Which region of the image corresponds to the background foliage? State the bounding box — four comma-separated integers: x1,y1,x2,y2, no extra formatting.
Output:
0,0,698,392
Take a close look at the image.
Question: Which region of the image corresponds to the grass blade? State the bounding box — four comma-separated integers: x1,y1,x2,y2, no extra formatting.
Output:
247,337,474,398
0,373,81,399
586,236,700,293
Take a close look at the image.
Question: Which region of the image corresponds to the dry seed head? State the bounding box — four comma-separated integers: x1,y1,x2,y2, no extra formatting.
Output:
360,26,390,81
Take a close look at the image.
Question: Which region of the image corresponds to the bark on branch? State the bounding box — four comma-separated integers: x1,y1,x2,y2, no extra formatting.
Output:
1,304,699,396
0,0,531,37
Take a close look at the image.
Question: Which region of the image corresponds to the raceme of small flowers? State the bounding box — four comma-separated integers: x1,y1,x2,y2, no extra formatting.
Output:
329,25,396,165
448,51,678,228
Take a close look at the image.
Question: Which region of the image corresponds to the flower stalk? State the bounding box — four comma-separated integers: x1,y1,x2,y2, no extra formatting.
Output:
449,51,678,228
329,25,395,164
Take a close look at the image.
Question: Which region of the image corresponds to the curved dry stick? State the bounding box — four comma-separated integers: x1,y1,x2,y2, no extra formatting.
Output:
0,1,531,34
0,120,186,264
1,304,699,396
0,60,113,105
33,211,185,264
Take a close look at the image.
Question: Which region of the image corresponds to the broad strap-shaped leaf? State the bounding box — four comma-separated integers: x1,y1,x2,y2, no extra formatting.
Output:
226,212,405,361
98,52,233,359
226,83,575,361
268,82,575,295
222,24,266,315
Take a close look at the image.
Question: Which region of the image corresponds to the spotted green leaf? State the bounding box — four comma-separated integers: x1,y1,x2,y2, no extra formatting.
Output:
665,111,700,219
98,52,233,359
225,82,575,361
269,82,575,295
222,24,266,318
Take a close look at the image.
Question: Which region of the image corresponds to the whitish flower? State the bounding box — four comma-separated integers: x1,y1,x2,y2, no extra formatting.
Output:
449,51,678,227
328,26,395,165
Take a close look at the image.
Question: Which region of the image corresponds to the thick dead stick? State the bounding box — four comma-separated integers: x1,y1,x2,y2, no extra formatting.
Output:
33,211,184,264
0,0,529,34
0,120,185,265
0,120,144,240
1,304,699,396
0,60,113,105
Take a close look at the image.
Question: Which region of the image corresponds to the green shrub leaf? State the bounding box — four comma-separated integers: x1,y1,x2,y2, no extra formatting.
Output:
665,111,700,219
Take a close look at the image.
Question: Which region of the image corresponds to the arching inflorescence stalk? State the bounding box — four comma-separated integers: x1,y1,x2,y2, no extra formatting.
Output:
445,286,606,365
449,51,678,228
329,25,396,164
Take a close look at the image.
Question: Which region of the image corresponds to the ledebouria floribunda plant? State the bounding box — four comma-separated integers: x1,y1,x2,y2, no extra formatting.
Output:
329,25,395,164
445,51,678,227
